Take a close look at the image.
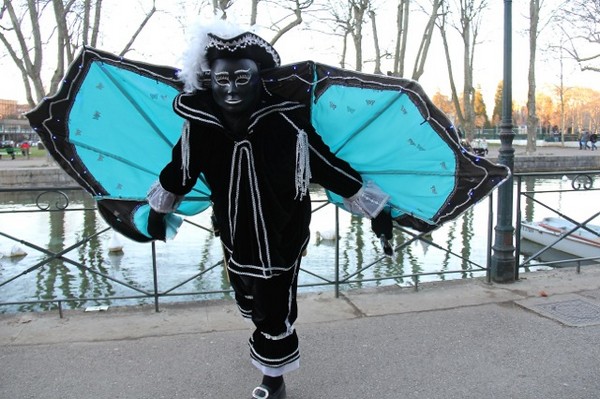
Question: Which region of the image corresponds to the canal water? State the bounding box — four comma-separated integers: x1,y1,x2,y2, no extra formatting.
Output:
1,176,598,312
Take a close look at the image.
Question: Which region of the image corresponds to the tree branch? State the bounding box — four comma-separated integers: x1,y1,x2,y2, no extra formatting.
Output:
119,0,156,57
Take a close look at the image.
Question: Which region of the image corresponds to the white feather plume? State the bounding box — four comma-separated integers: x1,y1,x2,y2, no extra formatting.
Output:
178,19,248,93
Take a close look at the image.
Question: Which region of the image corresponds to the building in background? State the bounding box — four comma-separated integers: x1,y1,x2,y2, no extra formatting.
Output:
0,99,18,119
0,98,37,146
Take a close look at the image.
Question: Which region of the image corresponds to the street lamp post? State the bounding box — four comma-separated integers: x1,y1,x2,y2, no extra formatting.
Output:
491,0,516,282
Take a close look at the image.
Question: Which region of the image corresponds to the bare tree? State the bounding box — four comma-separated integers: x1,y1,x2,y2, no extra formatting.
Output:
321,0,373,71
349,0,370,71
266,0,314,45
552,40,573,145
388,0,442,81
558,0,600,73
213,0,233,18
526,0,561,152
337,10,352,69
0,0,157,108
437,1,465,131
411,0,442,81
321,0,357,68
250,0,260,25
526,0,540,154
368,9,382,74
436,0,488,140
120,1,157,57
392,0,409,76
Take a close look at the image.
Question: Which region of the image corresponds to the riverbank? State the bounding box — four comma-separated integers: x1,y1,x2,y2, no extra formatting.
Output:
0,144,599,188
0,155,77,188
486,142,600,172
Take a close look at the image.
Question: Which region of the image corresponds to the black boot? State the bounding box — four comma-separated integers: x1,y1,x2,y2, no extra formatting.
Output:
251,375,286,399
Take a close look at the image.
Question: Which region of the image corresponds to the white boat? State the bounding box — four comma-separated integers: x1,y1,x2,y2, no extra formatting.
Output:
520,217,600,259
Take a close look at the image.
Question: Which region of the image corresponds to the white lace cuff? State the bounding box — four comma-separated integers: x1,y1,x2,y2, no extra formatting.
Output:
342,181,390,218
147,181,185,213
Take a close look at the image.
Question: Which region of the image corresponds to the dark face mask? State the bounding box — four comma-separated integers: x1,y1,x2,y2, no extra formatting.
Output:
210,58,261,115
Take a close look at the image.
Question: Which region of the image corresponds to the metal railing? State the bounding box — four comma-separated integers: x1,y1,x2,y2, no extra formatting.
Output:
0,186,496,315
5,170,599,316
515,170,600,277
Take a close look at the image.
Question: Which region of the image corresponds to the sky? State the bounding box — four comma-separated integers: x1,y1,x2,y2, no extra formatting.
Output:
0,0,597,115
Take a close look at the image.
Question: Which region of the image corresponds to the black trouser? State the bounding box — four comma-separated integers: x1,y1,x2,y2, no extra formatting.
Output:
228,260,301,376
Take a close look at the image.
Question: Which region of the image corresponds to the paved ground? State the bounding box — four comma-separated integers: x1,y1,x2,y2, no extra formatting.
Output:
2,267,600,398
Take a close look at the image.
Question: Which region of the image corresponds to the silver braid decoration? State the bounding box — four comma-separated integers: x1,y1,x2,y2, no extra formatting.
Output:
180,120,191,186
295,128,311,200
280,113,312,200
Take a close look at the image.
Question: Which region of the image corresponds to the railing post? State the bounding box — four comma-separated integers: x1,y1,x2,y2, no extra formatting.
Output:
486,193,494,284
334,206,340,298
491,0,517,283
152,241,160,312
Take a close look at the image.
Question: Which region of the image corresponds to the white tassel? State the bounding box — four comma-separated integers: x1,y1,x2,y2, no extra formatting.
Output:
180,120,191,186
279,112,312,200
295,128,311,200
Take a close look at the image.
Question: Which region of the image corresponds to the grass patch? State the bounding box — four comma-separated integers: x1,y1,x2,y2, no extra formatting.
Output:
0,146,48,160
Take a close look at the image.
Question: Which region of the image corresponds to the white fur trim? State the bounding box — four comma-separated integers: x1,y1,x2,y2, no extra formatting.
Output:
178,19,247,93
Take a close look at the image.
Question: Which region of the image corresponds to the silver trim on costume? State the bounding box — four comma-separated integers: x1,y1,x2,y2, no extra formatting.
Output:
205,32,281,68
251,358,300,378
180,120,191,185
279,113,311,200
343,181,390,218
147,181,185,213
227,140,273,276
174,94,223,127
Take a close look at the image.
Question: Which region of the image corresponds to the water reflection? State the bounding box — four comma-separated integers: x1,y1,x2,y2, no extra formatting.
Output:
1,176,599,313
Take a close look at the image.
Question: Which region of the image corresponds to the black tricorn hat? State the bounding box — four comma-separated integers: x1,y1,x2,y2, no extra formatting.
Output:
178,21,280,93
205,32,280,70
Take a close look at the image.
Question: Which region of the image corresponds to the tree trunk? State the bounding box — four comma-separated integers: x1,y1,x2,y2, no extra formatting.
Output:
412,0,441,81
369,9,382,74
437,3,465,130
119,2,157,56
559,48,566,145
393,0,409,76
91,0,103,47
0,1,154,107
456,0,486,140
270,1,303,45
51,0,68,97
250,0,259,25
340,31,349,68
351,1,367,71
526,0,540,154
462,21,475,140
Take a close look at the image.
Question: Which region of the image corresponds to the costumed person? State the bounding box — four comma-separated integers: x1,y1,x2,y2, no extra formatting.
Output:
25,16,510,399
144,21,393,399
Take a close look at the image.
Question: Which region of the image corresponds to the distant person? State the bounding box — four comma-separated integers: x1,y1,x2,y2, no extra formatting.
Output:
579,131,591,150
20,141,31,159
552,125,560,142
590,132,598,151
6,145,16,160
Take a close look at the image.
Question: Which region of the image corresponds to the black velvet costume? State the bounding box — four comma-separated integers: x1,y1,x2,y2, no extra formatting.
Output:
153,88,364,374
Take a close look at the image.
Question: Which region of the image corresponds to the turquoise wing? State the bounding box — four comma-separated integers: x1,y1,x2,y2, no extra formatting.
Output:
26,48,211,242
264,62,509,231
